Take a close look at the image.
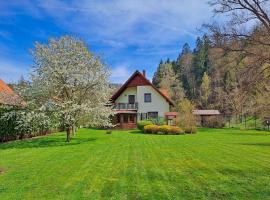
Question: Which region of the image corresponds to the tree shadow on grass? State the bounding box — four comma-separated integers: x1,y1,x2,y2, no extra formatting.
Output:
129,130,143,134
223,131,270,136
0,135,97,150
239,142,270,147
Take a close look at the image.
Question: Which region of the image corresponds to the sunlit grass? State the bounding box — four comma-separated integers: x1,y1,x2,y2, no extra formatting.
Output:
0,128,270,199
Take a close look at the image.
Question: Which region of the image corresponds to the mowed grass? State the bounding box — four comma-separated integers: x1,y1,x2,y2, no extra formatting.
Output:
1,128,270,199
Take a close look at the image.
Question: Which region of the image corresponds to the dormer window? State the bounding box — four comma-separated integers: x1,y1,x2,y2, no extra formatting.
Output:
144,93,151,102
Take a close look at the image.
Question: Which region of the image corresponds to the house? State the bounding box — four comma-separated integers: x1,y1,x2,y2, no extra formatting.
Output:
111,70,174,129
193,110,221,126
0,79,24,106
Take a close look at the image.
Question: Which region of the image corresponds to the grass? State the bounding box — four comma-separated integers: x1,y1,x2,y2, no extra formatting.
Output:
1,128,270,199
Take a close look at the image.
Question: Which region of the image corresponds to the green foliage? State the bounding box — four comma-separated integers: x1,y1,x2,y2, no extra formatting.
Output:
106,130,112,134
137,120,153,131
152,61,185,106
0,106,56,142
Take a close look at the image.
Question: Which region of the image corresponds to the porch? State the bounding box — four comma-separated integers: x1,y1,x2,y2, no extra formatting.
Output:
112,111,137,129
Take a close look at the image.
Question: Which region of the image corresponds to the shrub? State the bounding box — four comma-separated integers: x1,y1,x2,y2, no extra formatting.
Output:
169,126,184,135
159,125,172,134
106,130,112,134
151,117,166,126
183,126,197,134
204,116,225,128
177,98,197,130
137,120,153,131
144,125,159,134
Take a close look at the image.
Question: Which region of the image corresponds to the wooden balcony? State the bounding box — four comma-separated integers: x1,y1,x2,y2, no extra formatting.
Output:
113,102,138,110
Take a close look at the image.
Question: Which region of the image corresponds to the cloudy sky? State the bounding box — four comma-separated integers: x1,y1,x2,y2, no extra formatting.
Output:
0,0,213,83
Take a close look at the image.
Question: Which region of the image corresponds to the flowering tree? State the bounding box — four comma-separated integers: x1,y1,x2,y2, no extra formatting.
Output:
27,36,114,142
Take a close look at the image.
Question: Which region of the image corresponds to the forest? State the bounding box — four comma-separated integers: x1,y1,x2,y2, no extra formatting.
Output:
152,0,270,124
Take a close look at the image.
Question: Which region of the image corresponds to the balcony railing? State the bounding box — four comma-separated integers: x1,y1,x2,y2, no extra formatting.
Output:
114,102,138,110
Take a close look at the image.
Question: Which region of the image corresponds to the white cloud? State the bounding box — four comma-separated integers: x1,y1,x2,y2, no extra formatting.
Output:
0,59,29,83
110,65,131,83
34,0,211,47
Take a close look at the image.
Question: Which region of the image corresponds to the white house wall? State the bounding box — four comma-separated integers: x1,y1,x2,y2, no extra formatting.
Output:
137,86,170,117
115,87,137,103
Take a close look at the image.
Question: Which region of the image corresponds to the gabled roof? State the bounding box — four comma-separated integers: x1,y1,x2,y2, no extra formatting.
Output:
0,79,24,106
0,79,13,94
111,70,174,106
193,110,221,115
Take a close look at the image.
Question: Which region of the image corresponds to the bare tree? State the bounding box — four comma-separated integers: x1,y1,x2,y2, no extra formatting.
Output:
206,1,270,117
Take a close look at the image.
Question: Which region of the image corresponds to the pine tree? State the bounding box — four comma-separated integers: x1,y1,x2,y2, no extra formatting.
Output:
152,62,185,107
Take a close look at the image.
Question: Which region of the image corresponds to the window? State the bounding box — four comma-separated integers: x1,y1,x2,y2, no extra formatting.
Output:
148,112,158,119
140,113,147,120
144,93,151,102
128,95,135,104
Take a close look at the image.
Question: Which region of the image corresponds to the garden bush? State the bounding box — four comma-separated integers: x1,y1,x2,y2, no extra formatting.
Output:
137,120,153,131
169,126,184,135
106,130,112,134
204,116,225,128
0,106,56,143
144,125,159,134
183,126,197,134
159,125,172,134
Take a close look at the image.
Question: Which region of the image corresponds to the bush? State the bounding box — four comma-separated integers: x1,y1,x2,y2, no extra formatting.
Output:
144,125,159,134
137,120,153,131
159,125,172,134
183,126,197,134
204,116,225,128
169,126,184,135
106,130,112,134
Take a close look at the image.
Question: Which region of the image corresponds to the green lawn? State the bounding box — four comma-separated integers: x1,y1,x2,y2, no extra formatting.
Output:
1,128,270,199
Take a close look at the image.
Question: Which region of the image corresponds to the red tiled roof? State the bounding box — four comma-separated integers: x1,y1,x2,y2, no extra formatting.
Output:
111,70,174,106
0,79,14,94
0,79,24,106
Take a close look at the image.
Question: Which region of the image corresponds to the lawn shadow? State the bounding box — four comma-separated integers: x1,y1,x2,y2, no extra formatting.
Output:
0,135,97,150
222,130,270,136
240,142,270,147
129,130,143,134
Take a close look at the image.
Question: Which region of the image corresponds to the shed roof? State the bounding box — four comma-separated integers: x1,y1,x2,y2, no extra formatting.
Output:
193,110,221,115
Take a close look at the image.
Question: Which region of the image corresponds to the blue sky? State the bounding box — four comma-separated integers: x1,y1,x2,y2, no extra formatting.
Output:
0,0,213,83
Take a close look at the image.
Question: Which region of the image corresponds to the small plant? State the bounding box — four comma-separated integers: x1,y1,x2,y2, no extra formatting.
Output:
144,125,159,134
137,120,153,131
106,130,112,134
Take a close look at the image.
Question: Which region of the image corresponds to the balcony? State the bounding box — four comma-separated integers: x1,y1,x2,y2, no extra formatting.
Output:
113,102,138,110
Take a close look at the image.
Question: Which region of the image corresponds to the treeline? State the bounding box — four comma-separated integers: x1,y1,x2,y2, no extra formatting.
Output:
152,32,270,120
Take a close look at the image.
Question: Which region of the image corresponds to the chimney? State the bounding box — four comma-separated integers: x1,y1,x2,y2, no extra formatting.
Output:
142,70,146,77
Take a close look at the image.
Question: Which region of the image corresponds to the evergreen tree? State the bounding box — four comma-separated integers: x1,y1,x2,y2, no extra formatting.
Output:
193,34,211,88
152,62,185,107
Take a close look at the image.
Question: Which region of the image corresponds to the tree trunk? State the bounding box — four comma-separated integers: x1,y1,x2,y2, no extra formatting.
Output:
66,128,71,142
